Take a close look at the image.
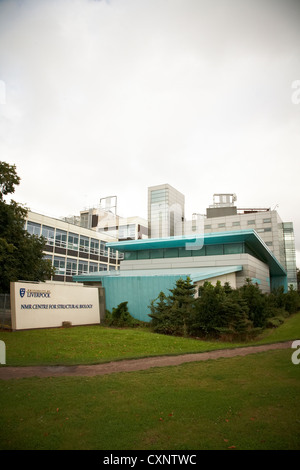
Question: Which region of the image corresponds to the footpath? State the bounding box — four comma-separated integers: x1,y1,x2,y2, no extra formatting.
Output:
0,341,292,380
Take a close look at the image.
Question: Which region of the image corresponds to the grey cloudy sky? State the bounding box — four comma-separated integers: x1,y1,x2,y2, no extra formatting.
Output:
0,0,300,264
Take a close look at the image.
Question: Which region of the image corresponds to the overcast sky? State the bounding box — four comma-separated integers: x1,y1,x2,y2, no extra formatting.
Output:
0,0,300,264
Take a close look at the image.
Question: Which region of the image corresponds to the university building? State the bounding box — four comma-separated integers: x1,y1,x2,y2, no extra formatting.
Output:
74,187,297,322
25,211,122,283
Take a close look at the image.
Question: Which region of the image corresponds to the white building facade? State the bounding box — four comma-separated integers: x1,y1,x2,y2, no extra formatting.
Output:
26,211,122,283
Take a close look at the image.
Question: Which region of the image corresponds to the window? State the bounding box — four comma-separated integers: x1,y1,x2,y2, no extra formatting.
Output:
27,221,41,236
53,256,65,275
89,262,99,273
42,225,55,245
257,228,272,233
232,221,240,226
137,250,150,260
68,232,79,251
124,252,137,261
178,247,192,257
100,241,108,256
90,239,100,254
218,223,225,228
78,260,88,274
55,230,67,248
263,218,271,223
204,224,212,229
206,245,223,255
119,224,136,239
164,248,179,258
247,220,255,225
79,235,89,252
224,243,244,254
151,189,167,202
151,249,164,259
66,258,77,276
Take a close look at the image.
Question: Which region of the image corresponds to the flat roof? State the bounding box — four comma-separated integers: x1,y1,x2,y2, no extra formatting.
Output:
74,265,243,283
107,230,286,277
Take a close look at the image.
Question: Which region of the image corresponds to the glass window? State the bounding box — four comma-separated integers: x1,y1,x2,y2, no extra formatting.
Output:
218,223,225,228
66,258,77,276
151,249,164,259
224,243,244,254
55,229,67,248
191,247,205,256
204,225,212,229
178,247,192,257
53,256,65,275
89,262,99,273
164,248,179,258
232,221,240,226
79,235,89,252
42,225,55,245
78,260,88,274
68,232,79,250
151,189,167,202
247,220,255,225
124,252,137,261
119,224,136,239
100,241,108,255
90,238,99,254
27,221,41,236
263,218,271,223
99,263,107,271
206,244,223,255
137,250,150,260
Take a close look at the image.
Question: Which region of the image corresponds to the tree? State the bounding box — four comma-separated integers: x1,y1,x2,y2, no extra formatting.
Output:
0,161,54,293
148,277,196,336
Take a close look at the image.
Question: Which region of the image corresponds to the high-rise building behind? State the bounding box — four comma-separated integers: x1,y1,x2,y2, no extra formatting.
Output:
148,184,185,238
204,193,297,289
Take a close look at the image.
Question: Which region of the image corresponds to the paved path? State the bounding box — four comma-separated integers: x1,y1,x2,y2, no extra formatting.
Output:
0,341,293,380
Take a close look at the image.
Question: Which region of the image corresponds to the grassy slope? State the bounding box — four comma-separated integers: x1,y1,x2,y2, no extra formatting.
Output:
0,312,299,367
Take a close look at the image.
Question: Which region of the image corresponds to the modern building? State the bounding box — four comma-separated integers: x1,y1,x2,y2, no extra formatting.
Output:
78,203,148,241
148,184,185,238
74,229,287,322
25,211,122,283
203,194,297,288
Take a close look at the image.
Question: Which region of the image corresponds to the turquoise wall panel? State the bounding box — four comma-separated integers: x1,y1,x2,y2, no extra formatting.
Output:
102,275,187,322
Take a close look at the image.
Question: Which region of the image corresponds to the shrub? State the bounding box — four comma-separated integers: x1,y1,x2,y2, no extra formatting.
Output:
105,302,141,328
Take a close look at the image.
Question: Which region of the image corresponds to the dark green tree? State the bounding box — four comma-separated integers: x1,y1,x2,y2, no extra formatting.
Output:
0,161,54,293
238,278,267,327
148,277,196,336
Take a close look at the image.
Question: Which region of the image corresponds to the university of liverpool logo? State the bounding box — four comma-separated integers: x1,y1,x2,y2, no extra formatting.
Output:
20,288,25,298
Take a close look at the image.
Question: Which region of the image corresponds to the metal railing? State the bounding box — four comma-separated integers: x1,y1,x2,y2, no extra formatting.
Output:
0,294,11,330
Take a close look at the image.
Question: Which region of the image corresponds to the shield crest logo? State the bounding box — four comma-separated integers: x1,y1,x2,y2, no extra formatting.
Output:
20,288,25,298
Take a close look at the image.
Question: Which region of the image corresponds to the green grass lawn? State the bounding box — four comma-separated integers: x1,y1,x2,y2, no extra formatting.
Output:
1,312,300,367
0,349,299,450
0,314,299,450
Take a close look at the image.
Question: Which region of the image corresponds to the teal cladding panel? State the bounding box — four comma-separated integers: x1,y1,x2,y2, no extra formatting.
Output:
102,275,187,322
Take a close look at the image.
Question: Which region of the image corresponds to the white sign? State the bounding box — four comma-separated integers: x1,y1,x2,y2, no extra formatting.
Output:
0,340,5,364
10,281,100,330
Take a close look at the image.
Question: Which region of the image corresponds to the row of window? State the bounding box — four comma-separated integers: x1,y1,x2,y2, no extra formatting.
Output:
124,243,251,261
45,255,115,276
26,221,119,258
205,220,272,229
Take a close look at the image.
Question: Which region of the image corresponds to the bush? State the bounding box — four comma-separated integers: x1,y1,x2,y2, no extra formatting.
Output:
148,278,300,342
104,302,141,328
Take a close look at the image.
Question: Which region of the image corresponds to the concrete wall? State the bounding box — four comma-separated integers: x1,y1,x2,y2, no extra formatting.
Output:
10,281,100,330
